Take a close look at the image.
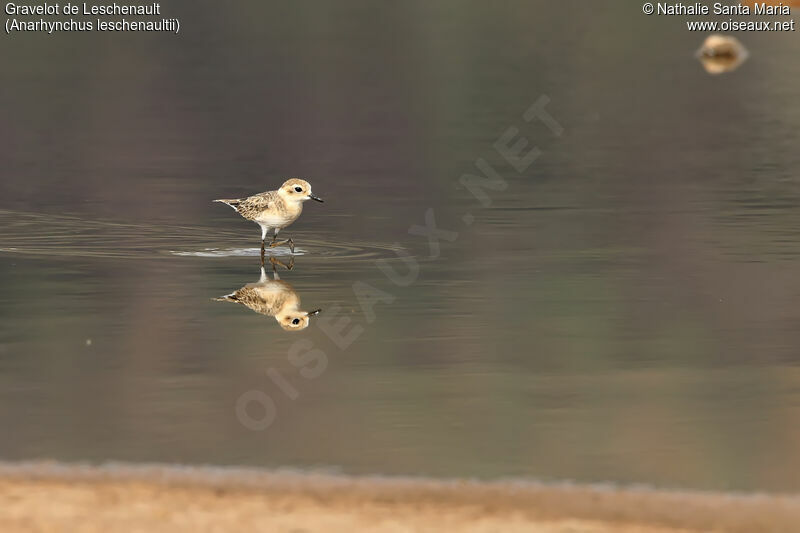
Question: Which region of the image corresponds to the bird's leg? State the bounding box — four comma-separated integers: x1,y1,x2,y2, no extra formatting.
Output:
267,229,282,252
260,225,269,260
268,238,294,253
268,256,280,278
268,229,294,253
269,256,294,271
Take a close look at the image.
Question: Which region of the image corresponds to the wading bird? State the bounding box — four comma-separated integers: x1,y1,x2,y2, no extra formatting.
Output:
214,178,323,255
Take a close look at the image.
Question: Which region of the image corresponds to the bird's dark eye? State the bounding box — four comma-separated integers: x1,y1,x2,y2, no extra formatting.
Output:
294,186,302,192
292,318,300,325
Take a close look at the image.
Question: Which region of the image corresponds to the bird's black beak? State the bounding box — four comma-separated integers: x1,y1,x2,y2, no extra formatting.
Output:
309,195,324,203
307,309,322,316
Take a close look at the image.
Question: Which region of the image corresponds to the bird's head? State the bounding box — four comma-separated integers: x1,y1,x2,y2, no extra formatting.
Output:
276,308,322,331
279,178,324,204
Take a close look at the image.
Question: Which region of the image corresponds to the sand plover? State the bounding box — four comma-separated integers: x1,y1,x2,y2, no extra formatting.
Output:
214,258,321,331
214,178,323,254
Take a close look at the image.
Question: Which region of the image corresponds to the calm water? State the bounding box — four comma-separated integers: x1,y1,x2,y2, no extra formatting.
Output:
2,2,800,493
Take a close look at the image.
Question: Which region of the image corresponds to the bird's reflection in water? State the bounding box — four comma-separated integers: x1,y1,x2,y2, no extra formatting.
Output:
214,257,321,331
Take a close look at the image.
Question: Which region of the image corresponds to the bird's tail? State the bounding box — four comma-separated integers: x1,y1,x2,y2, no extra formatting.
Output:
213,198,241,210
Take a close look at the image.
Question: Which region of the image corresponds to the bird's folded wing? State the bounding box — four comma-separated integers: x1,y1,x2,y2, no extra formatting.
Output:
235,193,273,219
242,193,272,210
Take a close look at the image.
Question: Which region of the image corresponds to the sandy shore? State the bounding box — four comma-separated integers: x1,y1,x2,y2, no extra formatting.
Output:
0,462,798,533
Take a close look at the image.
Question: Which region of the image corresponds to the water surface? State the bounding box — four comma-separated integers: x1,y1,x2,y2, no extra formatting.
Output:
2,1,800,493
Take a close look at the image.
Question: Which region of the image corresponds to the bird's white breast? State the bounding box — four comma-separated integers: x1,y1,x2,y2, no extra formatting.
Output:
256,202,302,229
256,213,293,228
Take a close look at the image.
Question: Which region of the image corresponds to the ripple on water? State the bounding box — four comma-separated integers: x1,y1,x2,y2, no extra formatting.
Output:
169,247,301,258
0,209,404,261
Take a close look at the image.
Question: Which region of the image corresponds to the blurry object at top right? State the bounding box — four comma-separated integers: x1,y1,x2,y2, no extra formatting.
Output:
696,35,749,75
